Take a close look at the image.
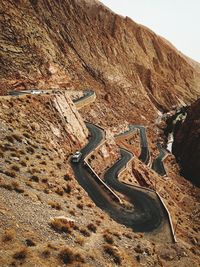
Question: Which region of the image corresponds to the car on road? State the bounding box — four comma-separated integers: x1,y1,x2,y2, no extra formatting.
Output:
72,151,82,163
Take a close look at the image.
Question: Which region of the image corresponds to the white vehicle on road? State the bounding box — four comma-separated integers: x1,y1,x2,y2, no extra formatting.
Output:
72,151,82,163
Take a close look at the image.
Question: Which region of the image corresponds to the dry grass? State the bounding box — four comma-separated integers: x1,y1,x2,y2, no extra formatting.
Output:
2,229,15,242
4,170,16,178
103,244,122,265
50,217,75,234
103,233,114,244
11,164,20,172
13,248,28,261
87,223,97,233
58,247,85,265
30,175,39,182
48,201,62,210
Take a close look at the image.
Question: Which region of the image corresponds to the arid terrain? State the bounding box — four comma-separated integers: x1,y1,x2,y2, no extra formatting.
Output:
0,0,200,266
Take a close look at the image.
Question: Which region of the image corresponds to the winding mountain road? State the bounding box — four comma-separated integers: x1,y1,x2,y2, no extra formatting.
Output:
152,143,168,176
7,89,172,237
119,125,150,165
71,123,168,232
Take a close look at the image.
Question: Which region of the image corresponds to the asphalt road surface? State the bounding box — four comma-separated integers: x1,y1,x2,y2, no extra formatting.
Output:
152,143,167,176
130,125,150,164
71,123,167,232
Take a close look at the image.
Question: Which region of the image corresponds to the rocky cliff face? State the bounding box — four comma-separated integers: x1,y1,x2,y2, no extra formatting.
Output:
1,0,200,124
173,99,200,186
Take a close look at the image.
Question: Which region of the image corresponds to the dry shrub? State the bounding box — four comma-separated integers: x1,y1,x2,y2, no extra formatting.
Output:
13,248,28,261
4,170,16,178
50,217,75,234
26,146,35,154
20,160,27,167
23,132,31,139
56,163,62,169
58,247,85,265
76,236,85,246
12,134,22,142
11,181,24,193
87,223,97,233
41,248,51,259
103,233,114,244
11,165,20,172
2,229,15,242
5,135,15,143
79,228,90,237
63,184,72,194
30,175,39,182
40,160,47,165
55,186,64,196
64,174,72,181
48,201,62,210
103,245,122,265
77,203,83,210
25,239,36,247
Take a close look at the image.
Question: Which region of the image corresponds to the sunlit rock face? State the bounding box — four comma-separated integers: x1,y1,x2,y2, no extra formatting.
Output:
1,0,200,126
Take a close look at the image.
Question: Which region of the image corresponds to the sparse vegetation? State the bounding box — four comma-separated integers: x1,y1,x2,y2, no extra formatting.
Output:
20,160,27,167
26,146,35,154
58,247,85,265
48,201,62,210
13,248,28,261
11,164,20,172
64,174,72,181
79,228,90,237
77,203,83,210
103,233,114,244
2,229,15,242
4,170,16,178
103,245,122,265
30,175,39,182
5,135,14,143
12,134,22,142
87,223,97,233
50,217,74,233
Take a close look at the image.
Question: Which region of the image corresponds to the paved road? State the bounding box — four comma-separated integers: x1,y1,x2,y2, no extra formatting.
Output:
8,89,95,105
128,125,150,164
152,143,168,176
71,123,166,232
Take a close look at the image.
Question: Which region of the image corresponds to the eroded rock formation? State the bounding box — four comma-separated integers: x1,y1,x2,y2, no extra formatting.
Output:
173,98,200,186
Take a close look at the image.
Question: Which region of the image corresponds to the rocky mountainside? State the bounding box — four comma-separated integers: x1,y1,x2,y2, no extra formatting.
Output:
173,99,200,186
0,1,200,267
1,0,200,121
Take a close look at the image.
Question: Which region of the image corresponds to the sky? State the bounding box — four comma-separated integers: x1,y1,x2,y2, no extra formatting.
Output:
100,0,200,63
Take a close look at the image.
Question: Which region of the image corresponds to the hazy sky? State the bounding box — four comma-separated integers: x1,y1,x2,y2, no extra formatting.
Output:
100,0,200,63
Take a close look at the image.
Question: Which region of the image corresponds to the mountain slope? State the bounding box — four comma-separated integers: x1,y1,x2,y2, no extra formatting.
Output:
0,0,200,123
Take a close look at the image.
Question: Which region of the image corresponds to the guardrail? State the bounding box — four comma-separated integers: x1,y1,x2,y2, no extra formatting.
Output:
84,160,122,204
156,191,177,243
115,148,176,243
7,89,96,110
84,122,123,204
74,91,96,110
